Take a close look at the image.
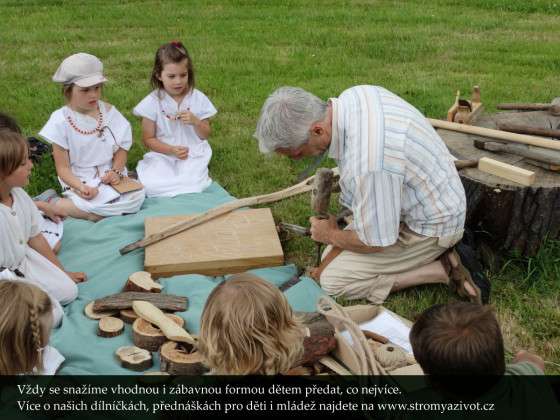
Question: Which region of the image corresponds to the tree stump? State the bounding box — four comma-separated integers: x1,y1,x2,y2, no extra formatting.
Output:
438,106,560,257
159,341,207,375
132,314,185,352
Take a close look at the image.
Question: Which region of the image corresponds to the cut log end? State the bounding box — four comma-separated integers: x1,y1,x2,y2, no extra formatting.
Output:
98,317,124,338
124,271,163,293
84,301,119,320
120,308,139,324
133,314,185,352
116,346,153,371
159,341,207,375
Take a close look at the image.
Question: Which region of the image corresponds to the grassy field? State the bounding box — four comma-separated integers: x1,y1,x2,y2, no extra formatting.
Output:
1,0,559,373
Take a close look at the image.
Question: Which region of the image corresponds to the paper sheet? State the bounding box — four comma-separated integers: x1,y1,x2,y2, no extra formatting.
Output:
341,309,413,354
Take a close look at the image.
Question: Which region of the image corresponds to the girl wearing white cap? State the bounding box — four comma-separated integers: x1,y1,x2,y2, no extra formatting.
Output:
39,53,145,221
133,41,217,197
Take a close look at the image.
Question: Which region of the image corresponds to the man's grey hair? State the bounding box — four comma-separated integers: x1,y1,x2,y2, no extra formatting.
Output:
254,86,327,154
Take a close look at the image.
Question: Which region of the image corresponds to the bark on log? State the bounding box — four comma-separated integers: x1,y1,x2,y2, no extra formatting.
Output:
120,308,139,324
115,346,153,371
159,341,207,375
93,292,187,312
98,317,124,338
132,314,185,352
438,105,560,256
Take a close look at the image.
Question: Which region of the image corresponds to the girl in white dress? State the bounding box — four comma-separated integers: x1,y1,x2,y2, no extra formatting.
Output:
134,41,217,197
0,130,84,327
39,53,145,221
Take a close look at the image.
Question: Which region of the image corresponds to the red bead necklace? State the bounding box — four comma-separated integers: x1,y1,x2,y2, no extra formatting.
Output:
66,108,104,136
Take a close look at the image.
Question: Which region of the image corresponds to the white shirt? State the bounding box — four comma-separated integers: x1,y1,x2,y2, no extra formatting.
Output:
39,101,132,185
0,188,42,271
133,89,217,157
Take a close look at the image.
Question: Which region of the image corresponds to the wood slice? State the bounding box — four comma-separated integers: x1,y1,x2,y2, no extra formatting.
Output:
84,301,118,320
115,346,153,371
120,308,139,324
132,314,185,352
98,317,124,337
124,271,162,293
159,341,207,375
93,292,187,312
438,105,560,256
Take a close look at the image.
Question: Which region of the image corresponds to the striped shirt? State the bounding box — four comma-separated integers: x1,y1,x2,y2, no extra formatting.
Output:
329,85,466,247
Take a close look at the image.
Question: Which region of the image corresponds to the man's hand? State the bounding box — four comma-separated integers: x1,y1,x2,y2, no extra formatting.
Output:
66,271,87,284
309,215,337,244
172,146,189,160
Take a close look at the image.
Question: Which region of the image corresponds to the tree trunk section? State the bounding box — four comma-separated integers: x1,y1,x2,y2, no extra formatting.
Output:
159,341,207,375
132,314,185,352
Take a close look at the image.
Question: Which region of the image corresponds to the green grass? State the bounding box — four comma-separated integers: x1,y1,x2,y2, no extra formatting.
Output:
1,0,559,373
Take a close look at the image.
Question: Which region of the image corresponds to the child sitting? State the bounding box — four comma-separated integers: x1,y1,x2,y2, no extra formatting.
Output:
0,281,65,375
198,272,305,375
133,41,217,197
0,112,64,253
0,129,84,327
39,53,145,221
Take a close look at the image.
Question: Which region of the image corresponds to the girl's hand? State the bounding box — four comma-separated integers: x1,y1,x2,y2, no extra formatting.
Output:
178,110,199,126
78,184,99,200
173,146,189,160
101,170,121,185
66,271,87,283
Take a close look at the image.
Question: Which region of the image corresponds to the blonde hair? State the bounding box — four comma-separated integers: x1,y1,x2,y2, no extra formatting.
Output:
0,281,52,375
198,273,305,375
0,129,27,179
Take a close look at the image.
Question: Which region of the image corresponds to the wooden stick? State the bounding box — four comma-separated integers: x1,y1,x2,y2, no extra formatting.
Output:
497,103,552,111
119,168,339,255
428,118,560,151
496,123,560,139
478,157,536,186
474,140,560,166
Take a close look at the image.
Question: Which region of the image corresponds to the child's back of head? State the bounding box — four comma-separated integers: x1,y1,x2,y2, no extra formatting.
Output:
0,280,53,375
198,273,305,375
410,302,506,376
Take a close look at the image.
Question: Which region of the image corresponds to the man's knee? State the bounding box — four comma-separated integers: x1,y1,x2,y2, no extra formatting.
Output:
319,268,345,296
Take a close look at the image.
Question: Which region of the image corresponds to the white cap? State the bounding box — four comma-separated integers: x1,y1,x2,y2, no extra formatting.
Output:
52,53,108,87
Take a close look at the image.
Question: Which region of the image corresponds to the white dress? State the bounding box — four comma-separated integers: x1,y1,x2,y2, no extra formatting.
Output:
133,89,217,197
0,188,78,327
39,101,145,217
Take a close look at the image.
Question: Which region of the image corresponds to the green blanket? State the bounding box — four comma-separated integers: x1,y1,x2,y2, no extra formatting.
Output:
52,183,325,374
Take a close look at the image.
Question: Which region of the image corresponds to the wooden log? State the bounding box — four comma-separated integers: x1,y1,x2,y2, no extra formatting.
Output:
429,118,560,151
84,301,118,320
159,341,207,375
98,317,124,338
120,308,139,324
124,271,162,293
474,140,560,166
115,346,153,371
497,103,553,111
133,301,195,344
525,159,560,172
132,314,185,352
93,292,187,312
478,157,535,186
438,107,560,256
119,168,340,255
497,123,560,139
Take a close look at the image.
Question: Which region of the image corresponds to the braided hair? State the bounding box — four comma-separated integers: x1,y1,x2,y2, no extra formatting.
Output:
0,281,52,375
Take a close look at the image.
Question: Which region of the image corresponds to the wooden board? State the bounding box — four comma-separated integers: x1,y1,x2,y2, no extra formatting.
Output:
144,208,284,278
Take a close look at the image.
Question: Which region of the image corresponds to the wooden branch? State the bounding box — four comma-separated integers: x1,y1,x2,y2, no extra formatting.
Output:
478,157,536,186
496,123,560,139
132,314,185,352
428,118,560,151
97,317,124,338
362,329,389,344
497,103,553,111
84,301,118,320
93,292,187,312
124,271,162,293
159,341,207,375
132,300,195,344
474,140,560,166
115,346,153,371
119,168,340,255
454,159,479,170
